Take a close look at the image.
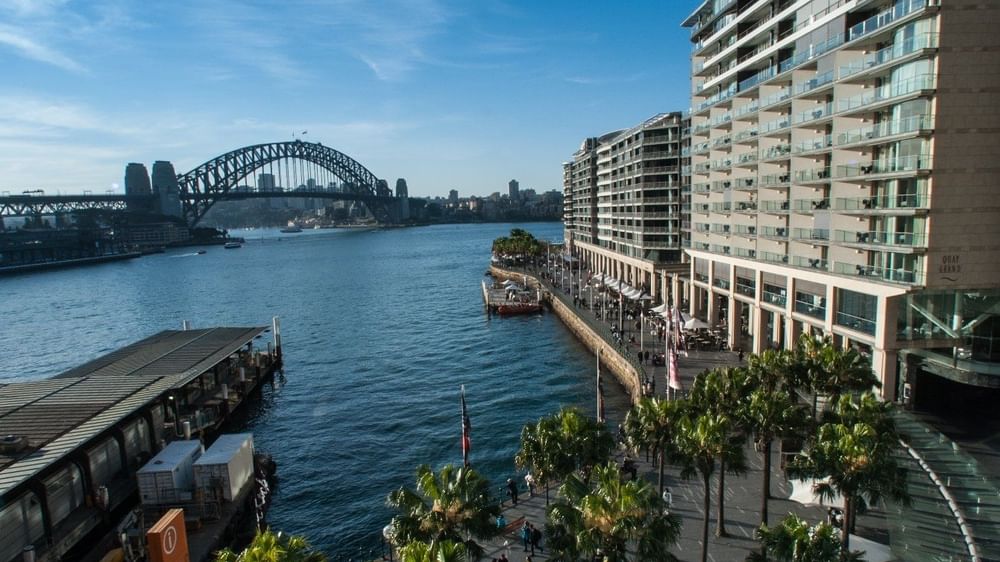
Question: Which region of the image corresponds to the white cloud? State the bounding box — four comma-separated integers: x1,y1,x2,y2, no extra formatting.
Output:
0,24,85,73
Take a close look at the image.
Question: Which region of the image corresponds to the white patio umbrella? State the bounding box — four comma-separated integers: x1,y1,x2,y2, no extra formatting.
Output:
637,292,653,301
788,478,844,508
849,535,893,562
683,318,711,330
650,303,669,313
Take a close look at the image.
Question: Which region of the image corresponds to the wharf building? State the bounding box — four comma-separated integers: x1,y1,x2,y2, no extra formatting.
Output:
563,111,691,304
0,326,281,562
681,0,1000,406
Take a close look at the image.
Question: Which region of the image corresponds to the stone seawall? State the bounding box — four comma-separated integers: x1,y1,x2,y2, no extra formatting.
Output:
489,266,641,404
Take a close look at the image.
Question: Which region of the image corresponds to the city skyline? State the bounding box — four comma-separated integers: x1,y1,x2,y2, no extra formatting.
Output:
0,0,699,198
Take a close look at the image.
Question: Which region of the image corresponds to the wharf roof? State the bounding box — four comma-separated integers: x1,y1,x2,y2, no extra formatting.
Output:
55,327,267,386
0,326,267,499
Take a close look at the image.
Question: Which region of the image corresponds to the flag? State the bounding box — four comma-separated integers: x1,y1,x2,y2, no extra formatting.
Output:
461,386,471,466
668,349,682,391
598,378,606,423
301,130,308,134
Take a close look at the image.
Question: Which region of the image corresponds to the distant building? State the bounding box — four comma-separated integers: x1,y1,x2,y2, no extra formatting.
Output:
257,173,276,192
448,189,459,204
508,179,520,200
124,163,152,213
396,179,410,221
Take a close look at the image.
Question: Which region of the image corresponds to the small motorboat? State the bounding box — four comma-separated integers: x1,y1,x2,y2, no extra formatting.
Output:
224,242,242,249
280,226,303,233
496,302,542,316
196,250,207,255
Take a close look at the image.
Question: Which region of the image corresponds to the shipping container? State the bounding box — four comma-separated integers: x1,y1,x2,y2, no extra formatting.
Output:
193,433,254,502
136,440,203,506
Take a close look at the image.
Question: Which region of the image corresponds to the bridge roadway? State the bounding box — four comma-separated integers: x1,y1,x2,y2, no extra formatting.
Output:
0,190,400,218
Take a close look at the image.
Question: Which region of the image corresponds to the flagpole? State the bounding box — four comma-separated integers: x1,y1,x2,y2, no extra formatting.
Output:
596,348,604,423
461,385,471,467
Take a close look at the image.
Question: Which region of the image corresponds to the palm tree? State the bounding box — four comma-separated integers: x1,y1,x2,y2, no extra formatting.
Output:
622,397,686,495
787,392,909,556
386,464,500,559
546,462,680,562
399,540,468,562
689,368,750,538
746,514,863,562
794,336,879,417
515,414,567,505
674,410,730,562
214,529,326,562
741,386,810,527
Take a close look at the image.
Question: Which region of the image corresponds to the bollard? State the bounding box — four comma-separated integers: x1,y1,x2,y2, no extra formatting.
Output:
240,366,246,383
183,420,192,441
22,546,35,562
221,383,229,401
182,320,191,331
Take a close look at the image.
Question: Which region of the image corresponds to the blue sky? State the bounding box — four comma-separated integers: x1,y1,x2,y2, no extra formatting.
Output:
0,0,701,198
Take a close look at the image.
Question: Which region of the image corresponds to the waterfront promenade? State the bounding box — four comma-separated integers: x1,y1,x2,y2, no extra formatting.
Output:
490,263,895,561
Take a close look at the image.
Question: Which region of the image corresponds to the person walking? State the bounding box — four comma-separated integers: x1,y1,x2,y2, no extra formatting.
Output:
524,472,536,498
520,521,531,553
530,523,543,554
507,478,519,506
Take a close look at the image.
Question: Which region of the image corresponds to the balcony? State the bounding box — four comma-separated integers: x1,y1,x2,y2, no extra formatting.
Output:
732,178,757,192
795,166,831,183
733,128,759,143
711,202,733,214
759,251,789,265
759,116,791,136
834,193,928,213
733,225,757,238
794,297,826,320
760,226,789,240
735,280,756,298
836,114,934,147
835,311,876,336
792,228,830,243
845,0,930,43
759,200,791,214
793,199,830,214
759,143,791,161
759,88,791,109
836,74,937,115
839,32,939,81
793,134,833,154
794,69,835,96
734,151,758,166
758,173,790,189
734,101,759,118
713,275,732,288
732,247,757,259
833,261,924,285
834,230,926,248
793,102,834,126
734,201,757,214
762,289,787,307
791,255,829,270
836,154,932,180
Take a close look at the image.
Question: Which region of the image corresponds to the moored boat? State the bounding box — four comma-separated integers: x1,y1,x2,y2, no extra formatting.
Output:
496,302,542,316
224,242,242,249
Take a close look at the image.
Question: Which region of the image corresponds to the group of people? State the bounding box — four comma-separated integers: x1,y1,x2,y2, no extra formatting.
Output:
493,474,544,561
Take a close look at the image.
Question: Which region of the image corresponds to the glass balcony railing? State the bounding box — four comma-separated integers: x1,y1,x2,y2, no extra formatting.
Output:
760,226,788,238
759,251,788,265
839,32,939,79
759,200,790,213
713,276,732,288
834,230,926,247
732,247,756,259
792,228,830,241
833,261,924,285
734,101,759,118
836,153,932,178
834,193,927,211
759,116,791,135
758,172,790,188
792,102,834,125
794,69,835,95
836,74,937,114
735,281,756,297
846,0,928,43
759,88,791,108
835,311,876,335
793,134,833,154
795,167,831,182
762,290,786,306
792,255,828,270
836,114,934,146
794,298,826,319
733,225,756,237
759,144,791,160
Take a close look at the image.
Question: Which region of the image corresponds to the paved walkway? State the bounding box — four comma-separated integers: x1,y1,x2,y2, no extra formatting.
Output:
490,265,894,561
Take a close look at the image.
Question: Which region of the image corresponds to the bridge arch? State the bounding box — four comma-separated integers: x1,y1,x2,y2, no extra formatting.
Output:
176,140,393,226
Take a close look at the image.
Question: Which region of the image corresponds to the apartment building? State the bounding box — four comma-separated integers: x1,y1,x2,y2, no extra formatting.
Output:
564,112,690,302
682,0,1000,406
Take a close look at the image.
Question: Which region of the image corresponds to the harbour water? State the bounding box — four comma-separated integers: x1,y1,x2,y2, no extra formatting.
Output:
1,222,632,559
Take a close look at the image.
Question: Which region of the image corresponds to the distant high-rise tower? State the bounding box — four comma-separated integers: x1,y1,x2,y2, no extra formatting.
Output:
449,189,459,204
257,173,276,192
151,161,182,218
508,179,520,200
396,178,410,221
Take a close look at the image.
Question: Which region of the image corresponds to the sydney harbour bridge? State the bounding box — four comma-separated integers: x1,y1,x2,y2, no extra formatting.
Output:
0,140,412,227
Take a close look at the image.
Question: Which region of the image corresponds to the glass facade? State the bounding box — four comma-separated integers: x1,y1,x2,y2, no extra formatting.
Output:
836,288,877,335
897,289,1000,365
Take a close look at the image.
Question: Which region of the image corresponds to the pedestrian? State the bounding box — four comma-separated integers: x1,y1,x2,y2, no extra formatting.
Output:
507,478,519,506
499,555,509,562
524,472,536,497
531,523,543,553
497,513,507,530
520,521,531,553
738,347,745,362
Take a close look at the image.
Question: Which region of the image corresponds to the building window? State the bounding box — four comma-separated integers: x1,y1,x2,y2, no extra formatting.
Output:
836,289,877,335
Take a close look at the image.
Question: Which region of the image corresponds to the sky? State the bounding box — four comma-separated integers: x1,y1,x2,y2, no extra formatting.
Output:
0,0,702,198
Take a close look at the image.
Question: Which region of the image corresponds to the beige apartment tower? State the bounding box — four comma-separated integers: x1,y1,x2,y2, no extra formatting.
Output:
682,0,1000,406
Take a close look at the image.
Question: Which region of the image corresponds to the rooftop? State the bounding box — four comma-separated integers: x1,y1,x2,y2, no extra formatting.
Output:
0,326,266,499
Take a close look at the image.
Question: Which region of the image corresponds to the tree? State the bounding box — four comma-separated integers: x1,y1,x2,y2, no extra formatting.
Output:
689,368,750,537
214,529,326,562
622,397,686,495
546,463,680,562
787,392,909,556
793,336,879,417
674,411,730,562
399,540,468,562
741,386,810,527
746,514,863,562
385,464,500,560
515,414,566,505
